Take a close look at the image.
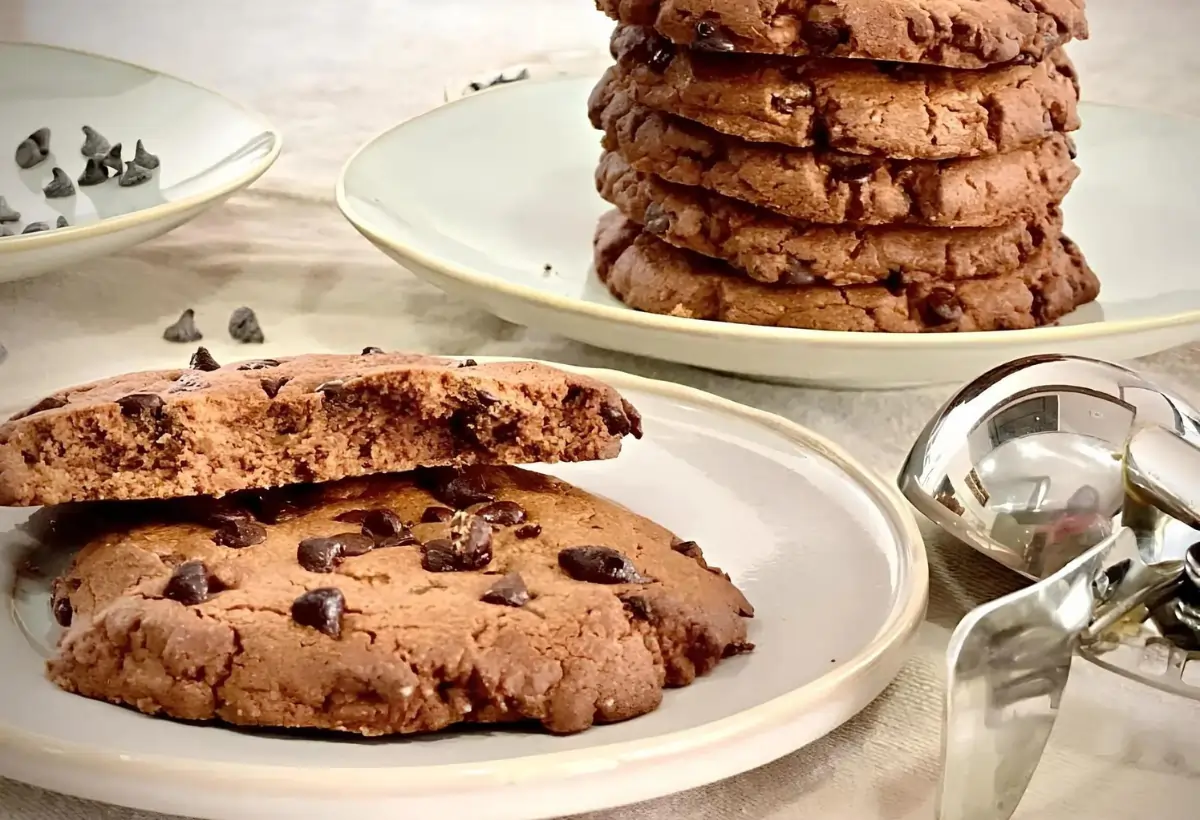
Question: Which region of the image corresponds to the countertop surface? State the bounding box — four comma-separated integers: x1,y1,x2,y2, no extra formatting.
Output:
1,1,1199,818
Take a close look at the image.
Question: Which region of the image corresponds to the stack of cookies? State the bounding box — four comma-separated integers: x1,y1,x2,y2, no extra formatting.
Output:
0,349,752,736
588,0,1098,332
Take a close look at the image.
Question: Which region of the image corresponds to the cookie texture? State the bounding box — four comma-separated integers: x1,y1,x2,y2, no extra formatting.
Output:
590,80,1078,228
0,352,643,507
609,25,1079,158
597,0,1088,68
48,466,753,735
595,211,1098,332
597,151,1062,285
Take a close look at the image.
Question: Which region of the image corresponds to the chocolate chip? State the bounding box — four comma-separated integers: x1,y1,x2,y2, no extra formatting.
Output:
1066,136,1078,160
52,596,73,627
601,402,634,437
21,222,49,234
693,19,736,51
670,539,703,560
883,269,906,295
12,395,67,419
779,259,817,286
421,540,458,572
116,393,164,417
315,380,348,401
558,546,650,584
619,593,654,621
297,533,373,572
923,289,964,325
80,126,109,157
642,202,670,235
204,505,253,528
0,196,19,223
101,143,124,176
134,139,160,170
458,359,478,368
55,215,69,229
212,519,267,548
260,376,290,398
481,572,530,607
333,509,369,524
449,510,493,570
723,640,755,657
622,399,644,439
647,37,676,72
421,505,454,523
43,167,75,199
418,467,495,509
236,359,281,370
831,161,874,183
476,388,500,407
228,306,265,344
249,490,303,524
362,346,385,354
77,157,109,186
361,508,417,546
476,500,527,526
291,588,345,638
162,309,202,343
1009,52,1040,66
805,16,849,53
15,134,47,169
514,522,542,539
164,561,219,606
118,162,152,187
189,346,221,372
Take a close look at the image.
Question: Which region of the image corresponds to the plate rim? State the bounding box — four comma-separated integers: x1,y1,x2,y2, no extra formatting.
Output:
0,40,283,255
335,75,1200,351
0,360,928,797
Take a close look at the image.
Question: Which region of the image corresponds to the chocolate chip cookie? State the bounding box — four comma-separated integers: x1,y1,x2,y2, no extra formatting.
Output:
48,466,753,735
0,352,643,507
597,0,1088,68
595,211,1098,332
591,77,1079,228
609,26,1080,158
597,151,1062,285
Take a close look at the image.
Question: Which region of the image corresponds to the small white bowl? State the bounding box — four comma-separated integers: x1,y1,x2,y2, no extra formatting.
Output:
0,42,281,283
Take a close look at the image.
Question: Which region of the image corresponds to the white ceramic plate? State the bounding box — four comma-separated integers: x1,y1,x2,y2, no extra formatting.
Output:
338,75,1200,389
0,42,281,282
0,362,926,820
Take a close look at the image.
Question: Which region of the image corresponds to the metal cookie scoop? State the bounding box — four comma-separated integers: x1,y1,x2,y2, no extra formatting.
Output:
898,354,1200,820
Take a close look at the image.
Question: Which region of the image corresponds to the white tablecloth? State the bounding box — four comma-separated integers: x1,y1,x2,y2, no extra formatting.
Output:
2,1,1200,817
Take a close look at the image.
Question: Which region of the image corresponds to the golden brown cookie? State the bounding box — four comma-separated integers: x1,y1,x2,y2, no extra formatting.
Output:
48,466,753,735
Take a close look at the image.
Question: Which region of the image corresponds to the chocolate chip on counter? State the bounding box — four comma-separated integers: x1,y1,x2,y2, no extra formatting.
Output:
80,126,110,157
361,508,417,547
457,359,478,368
15,131,49,169
212,519,267,548
55,215,69,229
449,510,493,570
134,139,160,170
189,345,221,371
723,640,756,657
514,522,542,539
164,560,219,605
922,289,964,325
42,167,75,198
642,202,670,235
619,592,654,621
693,19,735,51
228,306,265,343
116,393,165,417
420,505,454,523
476,500,527,526
558,546,651,584
0,196,19,223
236,359,280,370
778,259,817,287
118,162,152,188
101,143,124,176
163,309,203,343
421,539,458,572
12,395,68,419
77,157,109,187
670,539,703,560
481,572,530,607
418,467,495,509
291,587,345,638
260,376,290,398
361,346,385,355
22,222,49,234
52,595,73,627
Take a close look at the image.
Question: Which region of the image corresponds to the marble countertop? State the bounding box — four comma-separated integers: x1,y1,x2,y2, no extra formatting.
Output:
2,1,1200,818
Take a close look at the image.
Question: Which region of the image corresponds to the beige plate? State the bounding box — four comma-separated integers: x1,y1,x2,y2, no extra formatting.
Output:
0,359,926,820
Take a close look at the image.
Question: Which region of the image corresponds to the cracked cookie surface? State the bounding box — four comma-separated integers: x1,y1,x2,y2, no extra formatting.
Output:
590,74,1079,228
0,352,642,507
594,211,1098,332
596,151,1063,285
609,25,1079,159
48,466,753,735
597,0,1088,69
